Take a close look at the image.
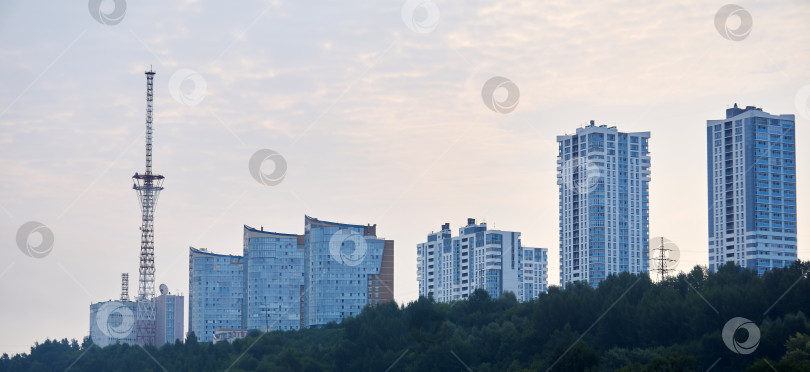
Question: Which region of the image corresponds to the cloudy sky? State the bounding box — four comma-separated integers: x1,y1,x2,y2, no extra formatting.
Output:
1,0,808,355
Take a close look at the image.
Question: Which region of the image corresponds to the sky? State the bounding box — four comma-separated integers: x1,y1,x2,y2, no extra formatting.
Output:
1,0,809,356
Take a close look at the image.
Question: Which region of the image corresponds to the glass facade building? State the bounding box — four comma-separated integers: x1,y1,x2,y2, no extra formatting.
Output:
188,247,244,342
303,216,394,327
243,226,305,331
417,219,548,302
188,216,395,338
557,121,651,287
707,104,798,274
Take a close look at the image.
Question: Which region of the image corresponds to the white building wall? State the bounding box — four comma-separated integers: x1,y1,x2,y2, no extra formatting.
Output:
557,122,651,287
89,300,137,347
520,247,548,301
417,219,548,303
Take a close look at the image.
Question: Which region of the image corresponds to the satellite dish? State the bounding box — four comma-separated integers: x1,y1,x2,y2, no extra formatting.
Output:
159,284,169,295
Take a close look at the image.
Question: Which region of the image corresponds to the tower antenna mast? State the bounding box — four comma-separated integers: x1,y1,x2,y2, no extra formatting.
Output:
133,68,164,346
121,273,129,301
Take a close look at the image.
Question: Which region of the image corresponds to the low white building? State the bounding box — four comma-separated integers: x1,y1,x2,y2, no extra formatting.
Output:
89,300,137,347
213,328,248,344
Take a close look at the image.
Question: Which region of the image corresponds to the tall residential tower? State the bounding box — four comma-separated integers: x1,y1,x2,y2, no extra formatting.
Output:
243,226,305,331
303,216,395,327
188,247,244,342
557,121,651,287
707,104,798,274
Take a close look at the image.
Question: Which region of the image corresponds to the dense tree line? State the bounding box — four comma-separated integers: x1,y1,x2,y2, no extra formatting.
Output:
2,262,809,371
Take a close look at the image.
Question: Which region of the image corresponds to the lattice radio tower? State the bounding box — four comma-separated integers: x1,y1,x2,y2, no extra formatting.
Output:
652,237,676,282
133,68,164,346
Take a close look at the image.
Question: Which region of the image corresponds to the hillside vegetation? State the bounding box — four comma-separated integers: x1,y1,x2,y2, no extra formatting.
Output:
2,262,809,371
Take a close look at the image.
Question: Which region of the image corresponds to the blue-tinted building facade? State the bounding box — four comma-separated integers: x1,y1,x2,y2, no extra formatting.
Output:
243,226,305,331
303,216,394,327
188,216,395,338
557,121,651,287
188,247,244,342
707,104,798,274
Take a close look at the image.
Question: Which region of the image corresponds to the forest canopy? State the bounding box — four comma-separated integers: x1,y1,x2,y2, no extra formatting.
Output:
2,262,809,372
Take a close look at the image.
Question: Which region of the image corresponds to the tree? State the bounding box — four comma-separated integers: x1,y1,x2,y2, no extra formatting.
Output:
2,262,808,372
186,331,198,345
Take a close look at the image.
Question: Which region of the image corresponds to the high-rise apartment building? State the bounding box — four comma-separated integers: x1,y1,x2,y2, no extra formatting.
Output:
707,104,798,274
303,216,395,327
188,247,244,342
416,219,547,303
243,226,305,331
189,216,395,337
557,121,651,287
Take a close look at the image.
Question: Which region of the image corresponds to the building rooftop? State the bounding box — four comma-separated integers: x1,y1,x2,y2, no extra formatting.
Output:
189,246,243,259
244,225,299,238
725,103,763,118
559,120,646,138
709,103,795,123
304,215,376,230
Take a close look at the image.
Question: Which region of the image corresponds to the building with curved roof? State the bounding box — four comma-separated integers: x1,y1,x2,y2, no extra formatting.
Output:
243,225,305,331
188,247,244,342
302,216,394,327
188,216,394,337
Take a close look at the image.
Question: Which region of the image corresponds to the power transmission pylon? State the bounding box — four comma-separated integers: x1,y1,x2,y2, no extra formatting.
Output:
653,237,676,282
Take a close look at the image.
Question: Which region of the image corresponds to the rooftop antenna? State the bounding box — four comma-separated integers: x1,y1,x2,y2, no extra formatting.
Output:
121,273,129,301
133,68,164,346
